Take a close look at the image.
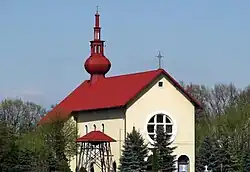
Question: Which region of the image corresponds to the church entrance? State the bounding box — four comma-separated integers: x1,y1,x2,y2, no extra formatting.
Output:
178,155,190,172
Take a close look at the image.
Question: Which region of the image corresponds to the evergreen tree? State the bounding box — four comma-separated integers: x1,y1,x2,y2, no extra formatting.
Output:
119,139,140,172
196,136,218,172
119,127,148,172
154,126,176,172
196,136,241,172
214,137,240,172
152,148,159,171
15,149,34,171
242,149,250,172
127,127,148,170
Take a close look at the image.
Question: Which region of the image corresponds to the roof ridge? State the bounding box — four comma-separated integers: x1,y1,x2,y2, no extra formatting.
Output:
105,68,162,79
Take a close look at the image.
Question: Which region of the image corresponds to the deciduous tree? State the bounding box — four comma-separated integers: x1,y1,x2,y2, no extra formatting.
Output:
0,99,46,134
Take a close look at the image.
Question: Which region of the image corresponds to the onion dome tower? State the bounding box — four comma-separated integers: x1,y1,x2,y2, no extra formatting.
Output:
84,9,111,84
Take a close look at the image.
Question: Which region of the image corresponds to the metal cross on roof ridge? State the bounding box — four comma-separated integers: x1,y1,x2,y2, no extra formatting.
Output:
156,51,163,69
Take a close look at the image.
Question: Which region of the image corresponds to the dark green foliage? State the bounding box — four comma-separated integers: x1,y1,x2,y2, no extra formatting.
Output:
0,99,77,172
127,127,148,170
40,117,77,172
191,83,250,172
152,148,159,171
242,149,250,172
15,149,34,171
196,136,217,171
0,122,13,171
196,136,241,172
154,126,177,172
119,127,148,172
120,139,140,172
79,167,88,172
215,137,240,172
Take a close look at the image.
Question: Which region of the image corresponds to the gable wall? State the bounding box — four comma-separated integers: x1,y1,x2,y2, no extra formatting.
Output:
126,74,195,171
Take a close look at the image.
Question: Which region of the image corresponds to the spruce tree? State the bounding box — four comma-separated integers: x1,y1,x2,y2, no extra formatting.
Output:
196,136,241,172
127,127,148,170
214,137,240,172
119,127,148,172
242,149,250,172
196,136,218,172
119,139,140,172
154,126,176,172
152,148,159,171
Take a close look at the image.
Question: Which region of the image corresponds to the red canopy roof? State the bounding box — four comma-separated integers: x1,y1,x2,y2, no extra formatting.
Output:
39,69,201,124
76,130,116,143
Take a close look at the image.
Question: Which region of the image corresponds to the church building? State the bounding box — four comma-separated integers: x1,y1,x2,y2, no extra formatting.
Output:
40,10,201,172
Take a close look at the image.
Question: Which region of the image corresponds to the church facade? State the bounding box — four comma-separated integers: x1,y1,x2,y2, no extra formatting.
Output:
40,10,201,172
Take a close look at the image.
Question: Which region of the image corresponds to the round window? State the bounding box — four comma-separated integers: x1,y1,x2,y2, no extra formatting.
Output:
147,113,175,142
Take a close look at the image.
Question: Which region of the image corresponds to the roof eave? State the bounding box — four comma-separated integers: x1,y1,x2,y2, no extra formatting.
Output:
71,105,126,114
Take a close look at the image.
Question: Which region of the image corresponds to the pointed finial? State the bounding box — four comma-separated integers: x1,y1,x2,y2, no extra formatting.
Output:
96,5,99,14
156,51,163,69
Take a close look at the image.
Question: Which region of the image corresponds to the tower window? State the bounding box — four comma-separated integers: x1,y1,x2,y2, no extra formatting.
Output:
158,81,163,87
98,45,101,53
102,124,104,132
93,124,96,131
85,125,88,134
94,46,97,53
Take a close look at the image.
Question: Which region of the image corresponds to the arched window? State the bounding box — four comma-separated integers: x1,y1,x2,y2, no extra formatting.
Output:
97,45,101,53
178,155,190,172
85,125,88,134
147,113,174,142
102,124,104,132
94,46,97,53
93,124,96,131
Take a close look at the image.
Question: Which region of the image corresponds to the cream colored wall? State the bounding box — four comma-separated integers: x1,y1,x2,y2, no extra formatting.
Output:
69,74,195,171
70,108,125,172
126,74,195,172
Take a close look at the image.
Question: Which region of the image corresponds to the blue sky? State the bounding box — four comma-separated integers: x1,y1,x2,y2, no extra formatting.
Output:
0,0,250,108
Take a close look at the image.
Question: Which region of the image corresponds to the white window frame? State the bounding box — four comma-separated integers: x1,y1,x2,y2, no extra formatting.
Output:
145,111,177,144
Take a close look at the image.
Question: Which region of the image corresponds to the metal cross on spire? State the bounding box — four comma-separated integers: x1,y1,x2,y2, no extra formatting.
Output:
96,5,99,13
156,51,163,69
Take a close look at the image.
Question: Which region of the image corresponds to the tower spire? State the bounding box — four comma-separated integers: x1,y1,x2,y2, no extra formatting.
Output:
84,8,111,84
94,6,100,38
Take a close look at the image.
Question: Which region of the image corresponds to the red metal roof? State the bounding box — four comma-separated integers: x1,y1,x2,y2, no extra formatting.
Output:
39,69,201,124
76,130,116,143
